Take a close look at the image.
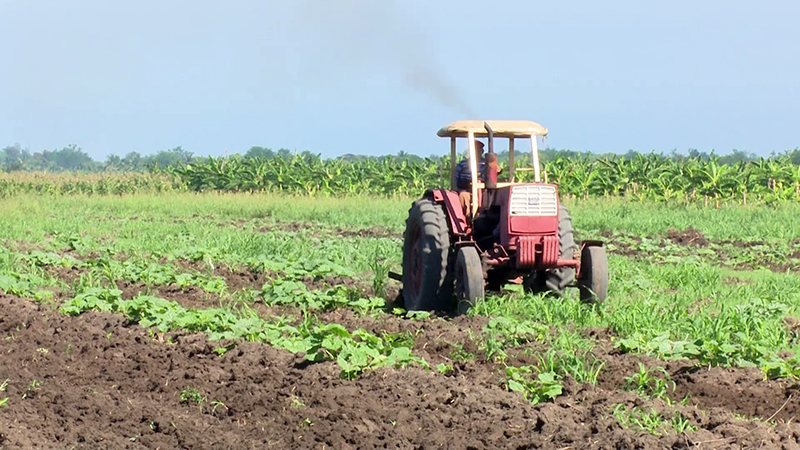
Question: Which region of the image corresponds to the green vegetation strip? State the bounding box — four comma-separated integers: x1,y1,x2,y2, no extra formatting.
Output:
17,248,365,292
6,250,395,328
58,287,427,380
5,193,800,244
7,150,800,205
170,152,800,206
6,216,399,284
470,258,800,381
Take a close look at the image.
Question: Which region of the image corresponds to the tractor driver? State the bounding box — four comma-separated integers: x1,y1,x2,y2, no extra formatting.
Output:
456,140,500,217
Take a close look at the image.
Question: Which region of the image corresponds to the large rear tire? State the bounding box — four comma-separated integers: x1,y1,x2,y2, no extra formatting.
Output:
402,198,454,311
523,203,577,297
454,246,485,315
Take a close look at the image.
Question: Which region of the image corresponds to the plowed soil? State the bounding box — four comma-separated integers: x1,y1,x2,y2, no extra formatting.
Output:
2,294,800,449
666,227,710,247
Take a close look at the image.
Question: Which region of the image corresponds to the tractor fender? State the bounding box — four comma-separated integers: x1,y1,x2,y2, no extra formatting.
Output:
426,189,470,237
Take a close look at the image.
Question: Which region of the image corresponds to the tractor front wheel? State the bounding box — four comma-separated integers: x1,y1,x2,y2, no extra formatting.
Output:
578,245,608,304
402,198,453,312
454,246,485,315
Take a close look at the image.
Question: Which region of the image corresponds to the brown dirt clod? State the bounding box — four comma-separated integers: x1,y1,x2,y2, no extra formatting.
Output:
666,227,709,247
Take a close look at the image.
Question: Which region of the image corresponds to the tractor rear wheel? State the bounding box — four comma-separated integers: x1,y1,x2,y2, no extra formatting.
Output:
523,203,577,297
578,245,608,304
402,198,454,311
454,246,485,315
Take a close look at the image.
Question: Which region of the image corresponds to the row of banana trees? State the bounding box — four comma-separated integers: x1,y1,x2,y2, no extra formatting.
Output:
164,152,800,205
165,154,449,197
2,153,797,204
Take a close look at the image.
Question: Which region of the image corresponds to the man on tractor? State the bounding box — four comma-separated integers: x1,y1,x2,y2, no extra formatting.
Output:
455,140,500,217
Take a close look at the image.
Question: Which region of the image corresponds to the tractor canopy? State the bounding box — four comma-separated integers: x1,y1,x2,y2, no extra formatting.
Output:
437,120,549,139
440,120,549,211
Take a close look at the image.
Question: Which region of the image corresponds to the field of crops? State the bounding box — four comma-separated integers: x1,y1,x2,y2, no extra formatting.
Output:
3,151,800,205
168,152,800,204
1,191,800,449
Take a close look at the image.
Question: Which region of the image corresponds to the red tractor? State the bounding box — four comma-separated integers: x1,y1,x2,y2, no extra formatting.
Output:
395,120,608,314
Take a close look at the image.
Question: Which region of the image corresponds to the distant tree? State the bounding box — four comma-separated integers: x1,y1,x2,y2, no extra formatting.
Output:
623,150,639,160
298,150,317,161
39,144,96,171
122,152,143,170
788,148,800,165
2,144,20,161
148,146,193,169
686,148,715,160
338,153,359,162
668,149,683,162
1,143,30,171
104,154,122,170
245,146,275,159
718,149,757,165
392,150,423,163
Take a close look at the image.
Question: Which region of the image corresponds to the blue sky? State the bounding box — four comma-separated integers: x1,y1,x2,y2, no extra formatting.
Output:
1,0,798,159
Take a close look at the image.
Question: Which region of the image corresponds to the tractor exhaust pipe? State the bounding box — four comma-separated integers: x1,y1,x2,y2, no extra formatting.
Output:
484,121,494,154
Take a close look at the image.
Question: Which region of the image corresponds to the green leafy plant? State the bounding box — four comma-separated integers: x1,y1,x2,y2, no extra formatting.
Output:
482,317,548,350
179,387,206,405
504,366,563,405
448,343,475,362
437,363,454,375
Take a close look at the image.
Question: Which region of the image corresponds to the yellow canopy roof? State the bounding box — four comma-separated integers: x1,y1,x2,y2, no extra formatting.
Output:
437,120,549,138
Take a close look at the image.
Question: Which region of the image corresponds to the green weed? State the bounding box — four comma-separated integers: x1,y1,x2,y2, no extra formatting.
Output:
504,366,563,405
623,363,676,404
612,404,697,436
179,387,206,405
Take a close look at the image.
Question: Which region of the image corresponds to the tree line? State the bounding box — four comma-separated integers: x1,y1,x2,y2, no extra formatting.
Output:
2,142,799,173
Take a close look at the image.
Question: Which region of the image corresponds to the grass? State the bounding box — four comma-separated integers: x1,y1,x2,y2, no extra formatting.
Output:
569,196,800,241
3,192,800,240
0,196,402,278
623,363,677,404
612,404,697,436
